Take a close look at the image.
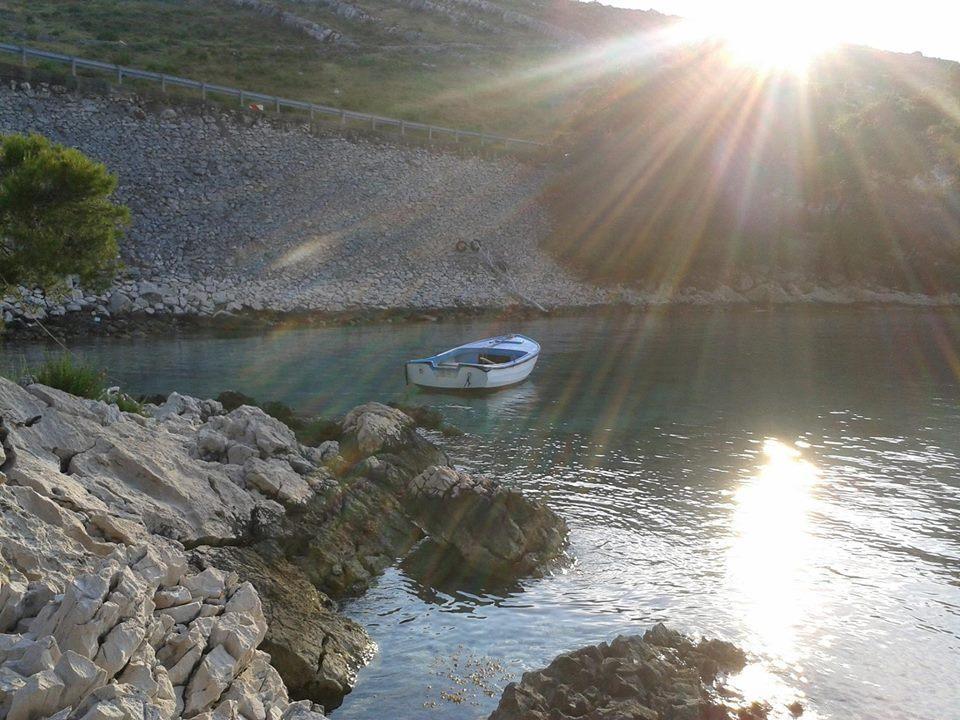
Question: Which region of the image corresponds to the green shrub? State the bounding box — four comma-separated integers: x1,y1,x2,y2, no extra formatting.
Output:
296,418,342,446
34,354,105,399
216,389,258,412
0,133,129,291
261,400,301,430
114,393,145,415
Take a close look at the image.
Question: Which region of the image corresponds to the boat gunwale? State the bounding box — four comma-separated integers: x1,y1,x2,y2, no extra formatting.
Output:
406,350,539,373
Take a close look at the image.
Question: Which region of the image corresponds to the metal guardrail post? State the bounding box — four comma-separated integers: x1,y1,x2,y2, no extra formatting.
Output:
239,91,244,106
454,131,460,144
428,127,433,141
371,118,377,130
71,58,77,77
275,97,280,114
161,75,167,93
340,110,346,126
117,66,123,84
201,83,207,102
400,120,405,137
20,46,26,66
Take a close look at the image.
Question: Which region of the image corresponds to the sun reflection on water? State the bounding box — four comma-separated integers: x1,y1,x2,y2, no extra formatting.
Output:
726,439,822,716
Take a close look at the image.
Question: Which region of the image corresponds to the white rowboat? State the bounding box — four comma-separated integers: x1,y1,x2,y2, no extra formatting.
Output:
405,334,540,390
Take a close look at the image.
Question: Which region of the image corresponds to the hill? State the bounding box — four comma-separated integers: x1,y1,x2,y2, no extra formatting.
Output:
0,0,672,139
4,2,960,298
544,43,960,292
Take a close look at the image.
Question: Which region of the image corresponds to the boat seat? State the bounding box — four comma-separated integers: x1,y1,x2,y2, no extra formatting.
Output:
479,353,513,365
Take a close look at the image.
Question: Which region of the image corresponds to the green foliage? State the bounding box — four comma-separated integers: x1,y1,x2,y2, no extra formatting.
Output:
296,418,342,446
261,400,300,429
0,133,129,290
28,354,144,413
114,392,145,415
0,0,672,139
216,390,258,412
34,354,106,399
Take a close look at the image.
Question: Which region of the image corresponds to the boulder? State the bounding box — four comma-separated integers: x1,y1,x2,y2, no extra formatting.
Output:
205,407,300,459
242,458,313,506
405,466,568,578
184,644,238,715
340,402,413,456
339,402,447,476
488,624,749,720
108,292,133,314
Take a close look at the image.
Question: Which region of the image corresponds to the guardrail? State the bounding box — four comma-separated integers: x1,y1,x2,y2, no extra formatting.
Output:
0,42,544,149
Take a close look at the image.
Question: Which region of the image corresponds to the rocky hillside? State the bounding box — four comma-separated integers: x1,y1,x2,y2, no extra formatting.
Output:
0,81,609,319
0,376,569,717
544,44,960,291
0,0,673,138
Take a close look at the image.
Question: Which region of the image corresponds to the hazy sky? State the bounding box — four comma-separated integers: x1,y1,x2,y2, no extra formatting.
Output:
619,1,958,62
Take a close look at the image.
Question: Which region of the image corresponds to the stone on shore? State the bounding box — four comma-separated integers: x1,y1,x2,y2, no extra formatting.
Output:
489,623,750,720
0,544,317,720
406,465,568,578
192,546,373,712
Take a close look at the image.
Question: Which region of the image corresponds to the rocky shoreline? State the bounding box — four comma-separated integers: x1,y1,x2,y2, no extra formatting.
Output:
6,290,960,345
0,376,802,720
0,377,572,718
0,303,559,343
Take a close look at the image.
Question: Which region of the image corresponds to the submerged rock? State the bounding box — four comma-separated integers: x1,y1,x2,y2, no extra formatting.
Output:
489,623,750,720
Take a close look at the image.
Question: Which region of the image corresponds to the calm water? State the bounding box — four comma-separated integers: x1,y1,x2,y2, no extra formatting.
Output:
4,308,960,719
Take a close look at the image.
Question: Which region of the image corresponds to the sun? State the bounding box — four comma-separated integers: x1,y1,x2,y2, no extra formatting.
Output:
722,25,835,73
688,8,840,74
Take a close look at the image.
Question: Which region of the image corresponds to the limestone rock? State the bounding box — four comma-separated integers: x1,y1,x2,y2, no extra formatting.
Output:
339,403,448,477
192,547,371,712
205,407,299,460
0,377,257,545
340,403,413,457
406,465,568,578
182,568,228,601
242,458,313,506
184,645,238,716
488,625,749,720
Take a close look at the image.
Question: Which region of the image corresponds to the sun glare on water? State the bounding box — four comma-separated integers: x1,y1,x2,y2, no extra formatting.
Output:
723,439,825,715
728,439,821,659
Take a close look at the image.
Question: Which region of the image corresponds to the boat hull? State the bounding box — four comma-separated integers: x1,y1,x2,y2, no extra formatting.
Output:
406,355,538,390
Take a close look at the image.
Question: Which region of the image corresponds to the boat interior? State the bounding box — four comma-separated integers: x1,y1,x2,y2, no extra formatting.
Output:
437,348,526,366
